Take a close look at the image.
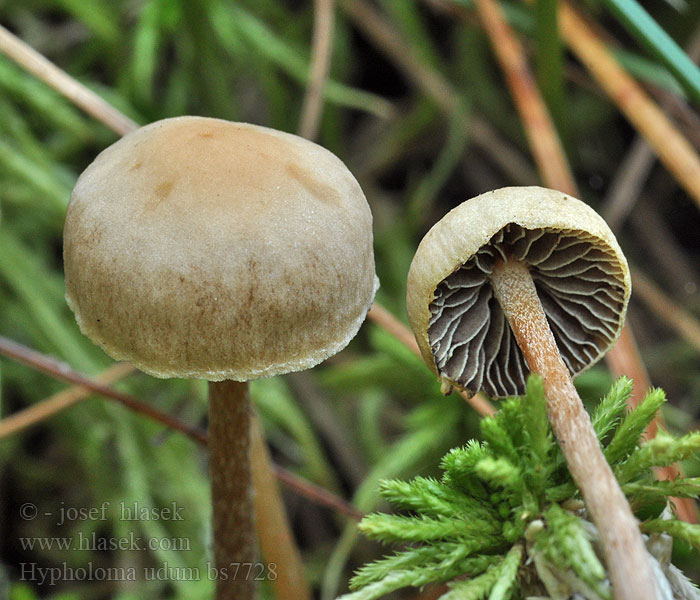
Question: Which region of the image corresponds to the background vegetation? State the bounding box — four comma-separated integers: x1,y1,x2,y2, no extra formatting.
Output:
0,0,699,598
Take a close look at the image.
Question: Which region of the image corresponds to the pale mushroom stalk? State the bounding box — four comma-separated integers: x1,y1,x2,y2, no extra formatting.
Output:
490,256,656,600
209,381,254,600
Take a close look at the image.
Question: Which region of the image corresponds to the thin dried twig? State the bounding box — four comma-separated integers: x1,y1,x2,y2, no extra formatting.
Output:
271,464,363,521
367,303,421,356
251,414,313,600
0,335,207,443
601,138,657,231
630,202,700,296
0,24,138,136
0,361,135,439
298,0,335,140
605,325,696,524
474,0,575,195
0,337,365,522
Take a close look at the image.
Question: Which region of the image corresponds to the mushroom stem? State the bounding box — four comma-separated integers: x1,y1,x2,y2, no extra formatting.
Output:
490,257,658,600
209,380,256,600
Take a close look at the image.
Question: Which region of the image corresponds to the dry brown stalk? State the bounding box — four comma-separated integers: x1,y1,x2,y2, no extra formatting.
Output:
605,325,697,524
368,303,421,356
298,0,335,140
0,335,208,443
601,138,657,231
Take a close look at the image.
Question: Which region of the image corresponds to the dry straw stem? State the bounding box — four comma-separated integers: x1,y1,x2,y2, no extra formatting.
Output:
559,2,700,210
629,202,700,296
601,137,657,231
0,361,135,439
367,303,496,416
339,0,539,186
298,0,335,140
0,25,138,136
474,0,576,196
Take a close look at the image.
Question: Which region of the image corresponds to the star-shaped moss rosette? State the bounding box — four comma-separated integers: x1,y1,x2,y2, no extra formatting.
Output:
339,376,700,600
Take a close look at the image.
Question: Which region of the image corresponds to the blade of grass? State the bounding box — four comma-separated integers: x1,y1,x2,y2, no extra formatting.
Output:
534,0,567,141
406,103,470,226
600,0,700,107
601,25,700,231
0,230,93,367
52,0,120,44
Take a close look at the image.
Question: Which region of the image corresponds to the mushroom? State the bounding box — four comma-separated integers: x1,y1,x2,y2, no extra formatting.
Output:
63,116,378,600
406,187,658,600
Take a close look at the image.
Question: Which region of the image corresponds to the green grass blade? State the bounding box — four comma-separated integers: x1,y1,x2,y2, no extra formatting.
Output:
600,0,700,106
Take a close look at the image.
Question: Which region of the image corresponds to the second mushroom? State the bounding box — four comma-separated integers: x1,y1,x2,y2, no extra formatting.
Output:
407,186,659,600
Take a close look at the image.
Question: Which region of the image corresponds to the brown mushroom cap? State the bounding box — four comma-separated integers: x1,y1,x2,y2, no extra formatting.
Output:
407,186,630,397
64,116,378,380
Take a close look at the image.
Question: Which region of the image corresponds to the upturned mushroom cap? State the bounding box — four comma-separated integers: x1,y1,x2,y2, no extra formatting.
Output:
407,186,630,397
64,116,378,381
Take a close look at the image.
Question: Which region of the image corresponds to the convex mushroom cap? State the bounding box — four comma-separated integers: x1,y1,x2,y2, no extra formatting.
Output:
64,116,378,380
407,186,630,397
